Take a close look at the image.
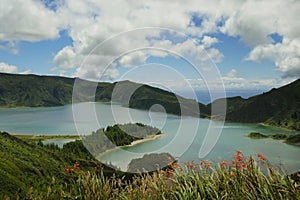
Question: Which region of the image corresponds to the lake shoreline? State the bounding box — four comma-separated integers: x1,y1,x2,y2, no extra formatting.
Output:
97,134,163,158
12,134,81,142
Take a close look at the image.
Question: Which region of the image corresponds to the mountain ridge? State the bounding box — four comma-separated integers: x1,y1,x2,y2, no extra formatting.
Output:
0,72,299,131
208,78,300,131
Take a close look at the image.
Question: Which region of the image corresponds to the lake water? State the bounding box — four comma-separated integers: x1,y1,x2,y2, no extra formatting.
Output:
0,103,299,173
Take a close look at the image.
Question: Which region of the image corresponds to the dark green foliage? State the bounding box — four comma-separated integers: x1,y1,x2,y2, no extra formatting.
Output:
0,73,208,118
285,134,300,146
271,133,288,140
247,132,300,146
83,123,162,156
208,78,300,131
0,131,98,198
247,132,268,138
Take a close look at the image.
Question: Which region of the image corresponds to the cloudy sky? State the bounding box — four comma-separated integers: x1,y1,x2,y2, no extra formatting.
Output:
0,0,299,95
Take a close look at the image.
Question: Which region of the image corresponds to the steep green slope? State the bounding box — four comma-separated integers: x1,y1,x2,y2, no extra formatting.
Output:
0,131,127,198
0,73,208,117
0,131,92,197
209,79,300,131
0,73,74,107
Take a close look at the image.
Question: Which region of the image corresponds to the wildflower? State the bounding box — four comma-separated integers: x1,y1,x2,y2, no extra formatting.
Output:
184,162,189,167
200,160,207,166
297,173,300,178
65,167,70,173
235,155,243,162
230,172,235,178
236,150,242,155
221,160,228,168
257,153,266,160
205,163,211,170
241,163,246,168
173,163,180,169
73,162,80,169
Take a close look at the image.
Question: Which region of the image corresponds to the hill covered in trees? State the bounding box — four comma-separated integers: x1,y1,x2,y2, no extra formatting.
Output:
0,73,207,117
208,78,300,131
0,73,299,130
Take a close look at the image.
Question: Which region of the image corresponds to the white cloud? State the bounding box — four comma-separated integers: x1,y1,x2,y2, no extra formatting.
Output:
1,0,299,78
201,36,219,48
0,0,66,42
226,69,237,78
20,69,32,74
54,46,76,70
0,41,19,55
118,51,148,67
0,62,18,73
246,38,300,77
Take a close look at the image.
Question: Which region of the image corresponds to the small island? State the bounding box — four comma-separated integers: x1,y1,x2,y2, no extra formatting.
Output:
247,132,300,146
83,123,163,156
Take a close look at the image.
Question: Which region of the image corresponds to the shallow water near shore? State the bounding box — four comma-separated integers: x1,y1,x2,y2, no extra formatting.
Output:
0,102,299,173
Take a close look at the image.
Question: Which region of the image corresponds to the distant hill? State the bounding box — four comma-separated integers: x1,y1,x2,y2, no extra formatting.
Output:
0,73,299,130
0,73,207,117
208,78,300,131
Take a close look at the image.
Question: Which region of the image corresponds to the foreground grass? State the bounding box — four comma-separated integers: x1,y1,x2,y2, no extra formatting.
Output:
24,151,300,200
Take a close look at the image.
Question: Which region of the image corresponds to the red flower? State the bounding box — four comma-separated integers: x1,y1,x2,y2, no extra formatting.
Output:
257,153,266,160
65,167,70,173
230,172,235,178
200,160,207,166
73,162,80,169
241,163,246,168
221,160,228,168
173,163,180,169
235,155,243,162
236,150,242,155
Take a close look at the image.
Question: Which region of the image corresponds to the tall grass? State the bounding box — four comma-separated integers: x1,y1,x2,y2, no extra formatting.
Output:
24,151,300,200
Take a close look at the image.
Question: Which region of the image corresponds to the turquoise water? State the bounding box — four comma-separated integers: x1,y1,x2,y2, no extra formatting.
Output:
0,103,299,173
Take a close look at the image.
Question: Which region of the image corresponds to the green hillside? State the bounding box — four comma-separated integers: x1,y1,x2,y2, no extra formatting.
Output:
209,78,300,131
0,72,299,130
0,73,207,117
0,131,96,197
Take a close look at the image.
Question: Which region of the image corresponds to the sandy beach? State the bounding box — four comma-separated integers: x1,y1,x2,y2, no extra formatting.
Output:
97,134,163,158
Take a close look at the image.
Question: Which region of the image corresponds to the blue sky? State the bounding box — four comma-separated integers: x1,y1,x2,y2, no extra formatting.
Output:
0,0,299,96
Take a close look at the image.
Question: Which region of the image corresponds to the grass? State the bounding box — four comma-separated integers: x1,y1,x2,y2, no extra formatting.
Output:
23,151,300,200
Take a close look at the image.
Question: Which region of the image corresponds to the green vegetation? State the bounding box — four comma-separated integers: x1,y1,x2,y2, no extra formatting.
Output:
209,78,300,131
14,134,80,143
83,123,162,156
247,132,300,146
247,132,268,139
1,131,300,199
0,73,207,118
1,72,300,130
0,131,96,198
285,134,300,146
25,151,300,199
